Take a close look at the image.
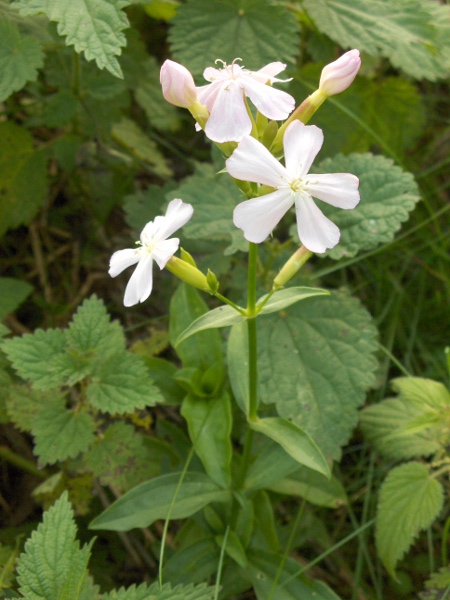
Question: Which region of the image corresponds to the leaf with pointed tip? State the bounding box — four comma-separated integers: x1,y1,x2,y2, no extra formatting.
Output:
176,305,244,346
258,287,330,314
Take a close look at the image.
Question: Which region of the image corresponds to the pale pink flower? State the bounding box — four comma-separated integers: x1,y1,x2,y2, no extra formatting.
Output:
109,199,193,306
160,59,198,108
227,121,360,253
319,50,361,96
196,58,295,143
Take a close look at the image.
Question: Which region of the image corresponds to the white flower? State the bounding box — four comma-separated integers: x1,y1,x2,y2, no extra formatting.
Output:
109,199,193,306
196,58,295,143
227,121,360,253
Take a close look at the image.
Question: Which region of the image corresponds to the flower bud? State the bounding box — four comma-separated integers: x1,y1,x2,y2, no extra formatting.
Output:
165,256,210,292
160,59,198,108
319,49,361,96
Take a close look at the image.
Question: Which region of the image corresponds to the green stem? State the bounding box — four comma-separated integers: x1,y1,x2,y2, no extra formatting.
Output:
213,291,245,315
0,445,48,479
247,243,259,422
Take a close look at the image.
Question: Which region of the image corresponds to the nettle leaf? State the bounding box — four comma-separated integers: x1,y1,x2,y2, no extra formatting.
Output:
258,291,378,459
169,0,300,76
17,492,95,600
302,0,449,81
376,462,444,576
87,352,162,414
0,19,44,102
0,277,33,320
103,581,216,600
32,397,96,465
0,121,47,238
6,385,52,433
11,0,130,78
316,153,420,260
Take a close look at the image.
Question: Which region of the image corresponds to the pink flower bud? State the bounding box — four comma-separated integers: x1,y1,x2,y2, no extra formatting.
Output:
160,59,198,108
319,49,361,96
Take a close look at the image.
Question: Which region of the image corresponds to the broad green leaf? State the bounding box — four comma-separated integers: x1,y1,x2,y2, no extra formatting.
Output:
244,441,301,492
376,461,444,576
227,321,250,415
6,385,56,433
169,284,223,370
12,0,130,78
0,121,47,238
102,581,216,600
89,472,231,530
302,0,449,81
17,492,94,600
176,305,244,346
0,277,33,320
391,377,450,411
258,291,378,459
169,0,300,76
0,19,44,102
258,287,330,315
181,393,232,488
32,397,96,465
87,352,162,414
249,417,330,478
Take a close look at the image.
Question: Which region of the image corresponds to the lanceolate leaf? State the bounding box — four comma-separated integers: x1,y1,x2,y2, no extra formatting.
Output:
258,287,330,314
376,462,444,576
176,305,244,346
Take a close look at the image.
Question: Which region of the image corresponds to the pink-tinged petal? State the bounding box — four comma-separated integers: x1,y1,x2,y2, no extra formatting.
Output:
319,50,361,96
196,81,221,111
226,135,286,187
202,66,224,82
284,122,324,178
241,76,295,120
123,254,154,307
204,81,251,142
109,248,140,277
307,173,360,208
155,198,194,241
160,60,197,108
252,62,289,82
152,237,180,269
295,195,340,253
233,189,294,244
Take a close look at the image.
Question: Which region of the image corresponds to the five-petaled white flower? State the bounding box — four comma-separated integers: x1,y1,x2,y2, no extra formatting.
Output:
227,121,360,253
109,199,193,307
196,59,295,143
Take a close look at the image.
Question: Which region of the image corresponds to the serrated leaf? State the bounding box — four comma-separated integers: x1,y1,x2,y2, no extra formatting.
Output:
392,377,450,411
0,19,44,101
0,277,33,320
87,352,162,414
32,397,96,465
315,153,420,260
12,0,130,78
0,121,47,238
376,462,444,576
169,0,300,77
303,0,449,81
17,492,94,600
89,472,231,530
6,384,50,432
258,291,378,459
102,581,216,600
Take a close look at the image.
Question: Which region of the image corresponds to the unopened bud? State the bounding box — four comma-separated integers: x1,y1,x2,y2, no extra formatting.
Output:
273,246,313,289
180,247,197,267
319,49,361,96
165,256,210,292
206,269,219,294
160,59,198,108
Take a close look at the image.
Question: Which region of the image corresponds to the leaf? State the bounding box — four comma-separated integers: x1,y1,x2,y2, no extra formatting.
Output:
169,0,300,77
11,0,130,78
258,291,378,459
87,352,162,414
176,305,244,346
0,19,44,102
0,277,33,320
181,393,232,488
302,0,449,81
102,581,216,600
162,538,220,589
258,287,330,314
32,397,96,465
89,472,231,530
5,384,48,433
227,321,250,415
391,377,450,412
376,462,444,576
16,492,95,600
0,121,47,238
244,441,301,492
249,417,330,478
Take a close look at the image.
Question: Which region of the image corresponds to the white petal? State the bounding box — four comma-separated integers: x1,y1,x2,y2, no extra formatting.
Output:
123,254,154,307
233,189,294,244
152,237,180,269
284,122,323,178
295,194,340,253
202,66,224,82
204,81,251,142
226,135,286,187
251,62,288,82
196,81,221,111
307,173,360,208
241,76,295,120
155,198,194,241
109,248,140,277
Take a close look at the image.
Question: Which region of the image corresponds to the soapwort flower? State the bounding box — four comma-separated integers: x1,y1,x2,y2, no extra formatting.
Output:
109,199,193,306
227,121,360,253
160,59,198,108
196,59,295,143
319,49,361,96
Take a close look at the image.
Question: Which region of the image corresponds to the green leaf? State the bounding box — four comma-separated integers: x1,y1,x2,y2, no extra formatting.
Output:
258,287,330,315
376,462,444,576
302,0,449,81
5,384,47,432
249,417,330,478
12,0,130,78
391,377,450,411
227,321,250,415
216,530,248,568
162,538,220,588
258,291,378,459
32,397,96,465
87,352,162,414
169,0,300,76
16,492,95,600
0,121,47,238
89,472,231,530
244,441,300,492
0,277,33,320
181,393,232,488
102,581,216,600
0,19,44,101
176,305,244,346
